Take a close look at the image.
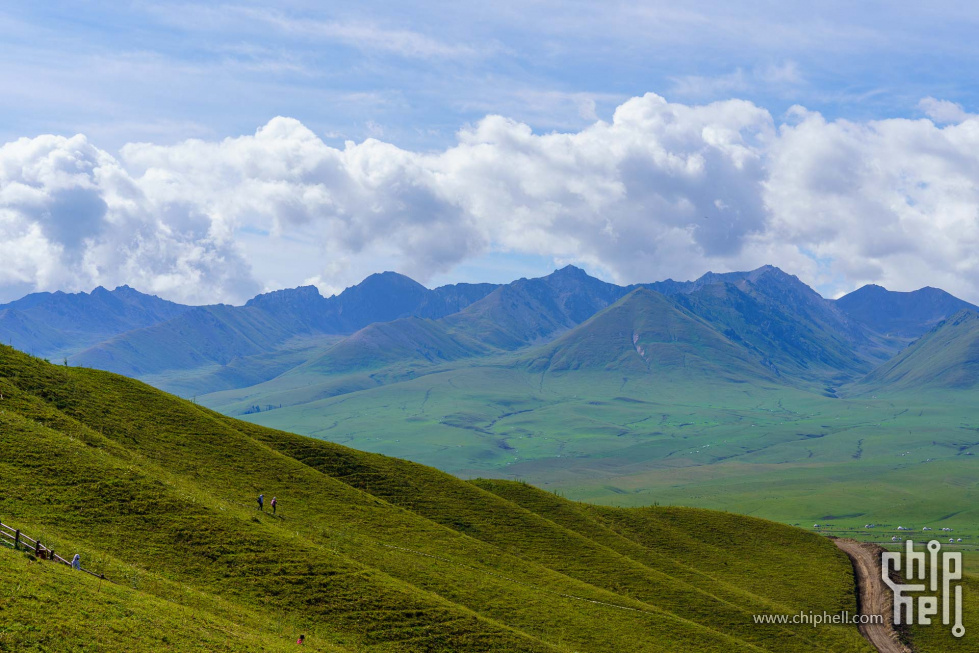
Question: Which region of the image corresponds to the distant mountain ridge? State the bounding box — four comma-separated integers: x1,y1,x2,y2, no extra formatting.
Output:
835,283,978,339
440,265,631,350
265,265,634,396
0,285,189,359
3,265,977,400
69,273,500,378
856,309,979,392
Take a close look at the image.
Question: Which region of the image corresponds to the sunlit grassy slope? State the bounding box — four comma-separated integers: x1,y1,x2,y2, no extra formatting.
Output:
0,345,875,652
906,571,979,653
223,353,979,591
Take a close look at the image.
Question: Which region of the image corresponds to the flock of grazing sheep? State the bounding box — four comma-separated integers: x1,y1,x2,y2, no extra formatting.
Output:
810,523,965,544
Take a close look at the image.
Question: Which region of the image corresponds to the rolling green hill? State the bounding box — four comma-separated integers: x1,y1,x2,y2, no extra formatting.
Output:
0,344,880,652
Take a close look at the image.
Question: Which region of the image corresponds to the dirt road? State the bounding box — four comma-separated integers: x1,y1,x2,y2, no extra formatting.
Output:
834,538,911,653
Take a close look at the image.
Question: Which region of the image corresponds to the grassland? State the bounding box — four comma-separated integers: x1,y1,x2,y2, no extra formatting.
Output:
0,345,882,651
210,359,979,569
0,545,335,652
200,349,979,652
906,572,979,652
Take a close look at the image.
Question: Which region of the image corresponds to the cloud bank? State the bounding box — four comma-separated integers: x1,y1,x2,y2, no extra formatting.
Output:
4,93,979,304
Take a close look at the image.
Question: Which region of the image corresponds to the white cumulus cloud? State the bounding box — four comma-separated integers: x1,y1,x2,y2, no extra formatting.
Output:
765,106,979,299
0,133,256,304
6,93,979,304
918,97,972,124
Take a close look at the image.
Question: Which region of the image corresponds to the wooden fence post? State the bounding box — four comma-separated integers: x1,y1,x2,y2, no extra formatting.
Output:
14,530,19,550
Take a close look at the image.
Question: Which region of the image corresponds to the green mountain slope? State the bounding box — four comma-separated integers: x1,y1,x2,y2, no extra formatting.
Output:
263,273,630,398
13,266,979,405
0,550,333,652
200,265,897,431
671,277,873,388
70,303,319,377
195,266,634,414
524,288,775,382
0,345,873,652
299,317,491,376
856,309,979,393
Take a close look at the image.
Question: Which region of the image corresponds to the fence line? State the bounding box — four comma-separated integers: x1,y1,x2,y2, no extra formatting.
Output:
0,519,107,581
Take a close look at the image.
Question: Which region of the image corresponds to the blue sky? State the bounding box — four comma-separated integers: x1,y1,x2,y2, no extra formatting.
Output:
3,1,974,152
4,2,979,304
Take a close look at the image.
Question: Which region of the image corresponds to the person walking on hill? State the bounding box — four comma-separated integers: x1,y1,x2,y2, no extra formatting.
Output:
296,634,305,645
271,496,277,516
257,493,264,512
71,554,80,570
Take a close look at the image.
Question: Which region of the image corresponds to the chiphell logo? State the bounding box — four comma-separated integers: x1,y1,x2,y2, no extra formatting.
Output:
882,539,964,638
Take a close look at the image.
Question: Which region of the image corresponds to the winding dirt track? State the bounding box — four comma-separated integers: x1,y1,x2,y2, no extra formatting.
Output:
834,538,911,653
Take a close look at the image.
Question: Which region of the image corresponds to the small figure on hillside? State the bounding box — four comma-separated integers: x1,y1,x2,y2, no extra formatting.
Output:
297,634,305,645
71,554,81,570
257,493,264,512
271,496,277,516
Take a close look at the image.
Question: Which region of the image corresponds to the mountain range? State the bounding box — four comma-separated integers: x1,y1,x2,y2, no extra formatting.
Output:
6,263,975,399
0,285,188,360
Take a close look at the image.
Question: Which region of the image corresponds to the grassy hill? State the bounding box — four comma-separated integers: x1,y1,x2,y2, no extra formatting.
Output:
222,343,979,600
0,344,878,652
